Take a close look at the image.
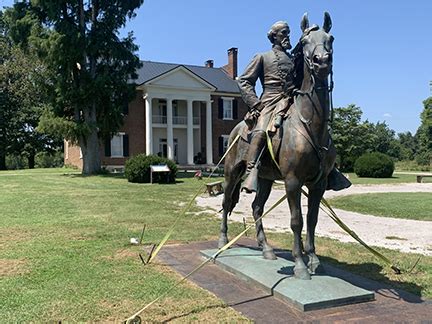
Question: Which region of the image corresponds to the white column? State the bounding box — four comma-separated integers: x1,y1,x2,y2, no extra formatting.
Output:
187,99,194,165
167,98,174,160
145,95,153,155
206,100,213,165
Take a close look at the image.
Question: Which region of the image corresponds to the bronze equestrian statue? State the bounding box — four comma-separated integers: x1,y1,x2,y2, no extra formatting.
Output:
219,12,351,280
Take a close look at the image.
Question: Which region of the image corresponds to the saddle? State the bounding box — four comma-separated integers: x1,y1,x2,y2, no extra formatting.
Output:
240,106,294,181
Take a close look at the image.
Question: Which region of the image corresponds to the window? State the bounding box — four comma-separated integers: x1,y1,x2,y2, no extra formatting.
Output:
222,135,229,153
153,99,167,124
111,134,124,157
107,132,129,157
222,98,233,120
158,138,178,161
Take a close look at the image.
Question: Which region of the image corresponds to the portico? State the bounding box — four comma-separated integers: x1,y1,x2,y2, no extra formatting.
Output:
139,66,216,165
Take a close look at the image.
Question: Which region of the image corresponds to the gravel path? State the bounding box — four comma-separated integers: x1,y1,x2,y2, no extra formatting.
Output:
196,182,432,256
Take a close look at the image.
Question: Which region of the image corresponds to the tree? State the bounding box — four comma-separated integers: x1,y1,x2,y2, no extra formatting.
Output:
415,97,432,165
397,131,417,161
331,104,374,171
0,10,60,170
6,1,143,174
369,121,400,159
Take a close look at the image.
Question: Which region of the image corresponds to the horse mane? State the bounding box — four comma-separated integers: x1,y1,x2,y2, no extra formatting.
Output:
291,42,304,90
291,24,320,89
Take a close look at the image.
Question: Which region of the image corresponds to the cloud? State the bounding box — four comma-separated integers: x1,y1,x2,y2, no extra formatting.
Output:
383,113,392,118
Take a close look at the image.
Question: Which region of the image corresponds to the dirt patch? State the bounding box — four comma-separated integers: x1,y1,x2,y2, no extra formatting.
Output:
101,248,138,261
0,228,33,249
0,259,29,276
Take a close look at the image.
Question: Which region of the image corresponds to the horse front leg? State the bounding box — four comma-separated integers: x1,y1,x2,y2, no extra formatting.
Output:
286,178,310,280
305,186,325,274
252,178,276,260
219,175,242,249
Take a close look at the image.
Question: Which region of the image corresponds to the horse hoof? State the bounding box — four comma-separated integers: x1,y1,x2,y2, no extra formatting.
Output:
294,267,311,280
263,249,277,260
218,236,228,249
309,262,325,274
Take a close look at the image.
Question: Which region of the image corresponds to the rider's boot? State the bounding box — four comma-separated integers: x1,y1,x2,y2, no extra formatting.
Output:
327,167,352,191
242,131,267,194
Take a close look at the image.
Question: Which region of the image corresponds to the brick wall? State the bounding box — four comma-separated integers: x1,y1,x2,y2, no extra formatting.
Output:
211,94,248,164
101,90,145,167
64,89,249,168
64,140,83,169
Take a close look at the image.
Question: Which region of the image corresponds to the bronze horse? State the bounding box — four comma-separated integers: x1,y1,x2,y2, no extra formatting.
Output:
219,12,336,280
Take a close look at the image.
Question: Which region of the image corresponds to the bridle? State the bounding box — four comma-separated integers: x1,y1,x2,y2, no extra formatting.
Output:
293,26,334,125
290,26,335,183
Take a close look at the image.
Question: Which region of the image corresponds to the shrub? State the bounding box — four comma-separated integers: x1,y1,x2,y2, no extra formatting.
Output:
35,151,64,168
124,154,177,183
354,152,395,178
6,154,28,169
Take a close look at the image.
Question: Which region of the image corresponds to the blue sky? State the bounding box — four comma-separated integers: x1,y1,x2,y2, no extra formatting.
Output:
4,0,431,134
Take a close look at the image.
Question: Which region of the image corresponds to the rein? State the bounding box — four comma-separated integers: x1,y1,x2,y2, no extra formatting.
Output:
291,32,334,183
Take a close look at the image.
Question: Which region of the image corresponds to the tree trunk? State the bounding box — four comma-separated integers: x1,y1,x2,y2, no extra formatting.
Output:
0,154,6,170
28,154,35,169
80,129,101,175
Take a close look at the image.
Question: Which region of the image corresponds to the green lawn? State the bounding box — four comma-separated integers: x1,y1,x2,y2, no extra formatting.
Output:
0,168,430,322
346,172,431,185
328,192,432,221
0,168,245,322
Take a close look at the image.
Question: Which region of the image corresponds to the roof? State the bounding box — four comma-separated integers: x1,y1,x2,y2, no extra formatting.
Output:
135,61,240,93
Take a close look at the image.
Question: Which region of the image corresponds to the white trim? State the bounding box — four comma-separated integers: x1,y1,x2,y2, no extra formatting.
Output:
206,100,213,165
65,141,69,160
144,66,217,91
213,92,242,97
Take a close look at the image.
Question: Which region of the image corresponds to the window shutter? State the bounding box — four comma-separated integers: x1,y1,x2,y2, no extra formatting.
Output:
123,134,129,157
218,136,223,156
218,98,223,119
105,136,111,157
233,99,238,119
122,100,129,115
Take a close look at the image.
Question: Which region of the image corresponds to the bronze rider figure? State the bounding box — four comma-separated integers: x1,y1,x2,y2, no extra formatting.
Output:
238,20,350,193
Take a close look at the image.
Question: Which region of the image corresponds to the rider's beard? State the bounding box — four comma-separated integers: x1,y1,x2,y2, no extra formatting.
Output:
281,38,292,50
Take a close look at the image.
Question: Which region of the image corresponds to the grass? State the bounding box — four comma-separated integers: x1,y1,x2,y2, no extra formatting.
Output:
0,168,245,322
345,172,432,185
328,192,432,221
0,168,431,321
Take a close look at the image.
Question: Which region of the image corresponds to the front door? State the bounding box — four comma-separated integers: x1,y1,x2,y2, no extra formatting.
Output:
159,138,178,162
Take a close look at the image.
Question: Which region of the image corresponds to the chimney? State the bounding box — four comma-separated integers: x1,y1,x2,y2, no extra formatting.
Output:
223,47,238,79
205,59,214,68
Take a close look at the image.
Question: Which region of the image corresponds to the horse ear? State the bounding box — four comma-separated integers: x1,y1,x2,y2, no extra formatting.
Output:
323,12,332,33
300,12,309,33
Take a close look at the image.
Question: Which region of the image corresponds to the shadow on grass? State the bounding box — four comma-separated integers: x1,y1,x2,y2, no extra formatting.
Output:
319,256,425,303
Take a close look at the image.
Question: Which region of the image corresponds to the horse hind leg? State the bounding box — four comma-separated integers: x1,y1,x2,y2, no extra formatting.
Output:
252,178,276,260
219,167,244,249
286,178,311,280
305,186,325,274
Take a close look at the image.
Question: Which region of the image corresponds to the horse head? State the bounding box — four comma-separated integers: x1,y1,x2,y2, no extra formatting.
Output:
298,12,334,81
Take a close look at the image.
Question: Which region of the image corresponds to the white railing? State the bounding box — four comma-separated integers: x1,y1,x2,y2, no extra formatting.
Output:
152,115,167,124
173,116,187,125
153,115,200,125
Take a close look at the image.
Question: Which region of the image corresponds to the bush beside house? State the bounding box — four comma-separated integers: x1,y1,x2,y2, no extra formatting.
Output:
125,154,177,183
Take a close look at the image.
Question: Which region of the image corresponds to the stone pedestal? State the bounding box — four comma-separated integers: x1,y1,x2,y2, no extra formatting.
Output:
201,247,374,311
